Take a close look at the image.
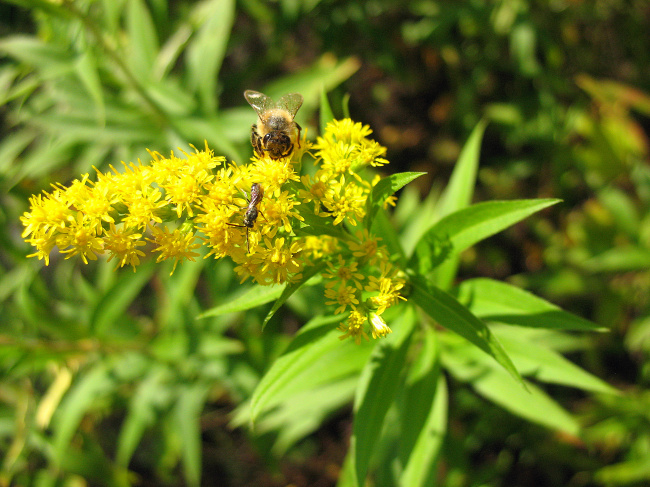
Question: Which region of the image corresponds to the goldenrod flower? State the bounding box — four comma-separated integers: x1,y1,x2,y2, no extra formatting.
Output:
104,224,146,271
369,312,392,339
22,118,408,341
324,284,360,314
347,229,385,266
57,213,104,264
149,225,201,275
323,255,364,290
338,309,369,344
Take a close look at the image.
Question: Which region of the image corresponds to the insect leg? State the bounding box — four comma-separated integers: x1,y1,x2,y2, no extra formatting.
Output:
295,122,302,149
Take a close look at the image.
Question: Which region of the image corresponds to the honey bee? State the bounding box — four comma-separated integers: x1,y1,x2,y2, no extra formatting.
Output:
227,183,264,253
244,90,303,159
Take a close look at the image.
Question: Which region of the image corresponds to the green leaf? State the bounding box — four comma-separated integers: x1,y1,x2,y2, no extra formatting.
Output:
433,120,486,289
455,277,606,331
437,120,487,218
253,377,358,455
126,0,159,79
342,92,351,118
475,369,579,435
411,199,560,276
348,307,416,486
399,327,446,487
175,116,244,162
370,208,407,266
249,315,373,426
74,50,105,123
2,0,72,17
90,260,155,336
295,210,350,240
595,458,650,484
116,366,173,467
400,376,448,487
320,88,335,132
174,383,212,487
263,55,360,110
410,277,523,385
583,246,650,272
185,0,235,112
495,329,617,394
262,262,327,329
198,283,286,318
0,36,74,76
53,362,118,460
365,172,426,228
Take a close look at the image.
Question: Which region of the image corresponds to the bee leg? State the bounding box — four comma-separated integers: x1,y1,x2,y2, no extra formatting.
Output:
295,122,302,149
250,124,263,156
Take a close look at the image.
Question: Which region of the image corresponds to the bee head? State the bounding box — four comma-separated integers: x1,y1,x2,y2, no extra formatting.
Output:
263,131,292,158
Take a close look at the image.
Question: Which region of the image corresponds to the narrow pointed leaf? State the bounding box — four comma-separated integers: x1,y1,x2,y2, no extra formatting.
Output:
410,276,523,385
400,376,448,487
53,363,117,459
474,369,579,435
437,120,487,217
249,315,372,426
350,308,416,485
116,366,172,466
185,0,235,111
412,199,560,275
433,120,485,288
320,89,335,132
455,277,606,331
365,172,426,227
126,0,159,78
174,383,211,487
198,283,285,318
262,262,327,329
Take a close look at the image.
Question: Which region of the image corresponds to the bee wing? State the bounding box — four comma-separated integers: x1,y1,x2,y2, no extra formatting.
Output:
244,90,276,117
276,93,304,119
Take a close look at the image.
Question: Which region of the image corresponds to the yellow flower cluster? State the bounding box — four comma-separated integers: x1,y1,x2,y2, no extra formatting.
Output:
21,119,407,341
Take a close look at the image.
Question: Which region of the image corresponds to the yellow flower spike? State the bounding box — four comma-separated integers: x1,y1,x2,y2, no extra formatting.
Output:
337,309,369,344
322,255,364,290
148,225,201,275
121,185,166,230
196,202,241,259
162,171,211,218
21,190,72,240
25,237,57,265
347,229,385,265
104,224,146,271
257,237,303,284
57,213,104,264
320,175,367,226
318,140,354,175
369,312,392,339
233,257,261,284
297,170,334,215
262,188,303,234
22,117,407,342
301,235,340,262
249,155,300,191
317,119,373,147
324,284,360,315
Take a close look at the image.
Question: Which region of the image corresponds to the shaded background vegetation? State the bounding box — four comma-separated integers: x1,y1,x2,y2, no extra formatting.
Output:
1,0,650,486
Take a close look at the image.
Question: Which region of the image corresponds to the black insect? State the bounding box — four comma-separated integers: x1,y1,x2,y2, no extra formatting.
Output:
227,183,264,253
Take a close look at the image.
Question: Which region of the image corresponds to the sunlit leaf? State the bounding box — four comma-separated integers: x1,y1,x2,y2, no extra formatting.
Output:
410,277,523,385
348,308,416,486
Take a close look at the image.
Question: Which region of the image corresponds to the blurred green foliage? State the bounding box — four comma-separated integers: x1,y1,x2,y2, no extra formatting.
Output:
2,0,650,486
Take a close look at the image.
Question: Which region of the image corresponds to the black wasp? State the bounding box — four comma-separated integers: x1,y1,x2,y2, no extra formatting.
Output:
227,183,264,253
